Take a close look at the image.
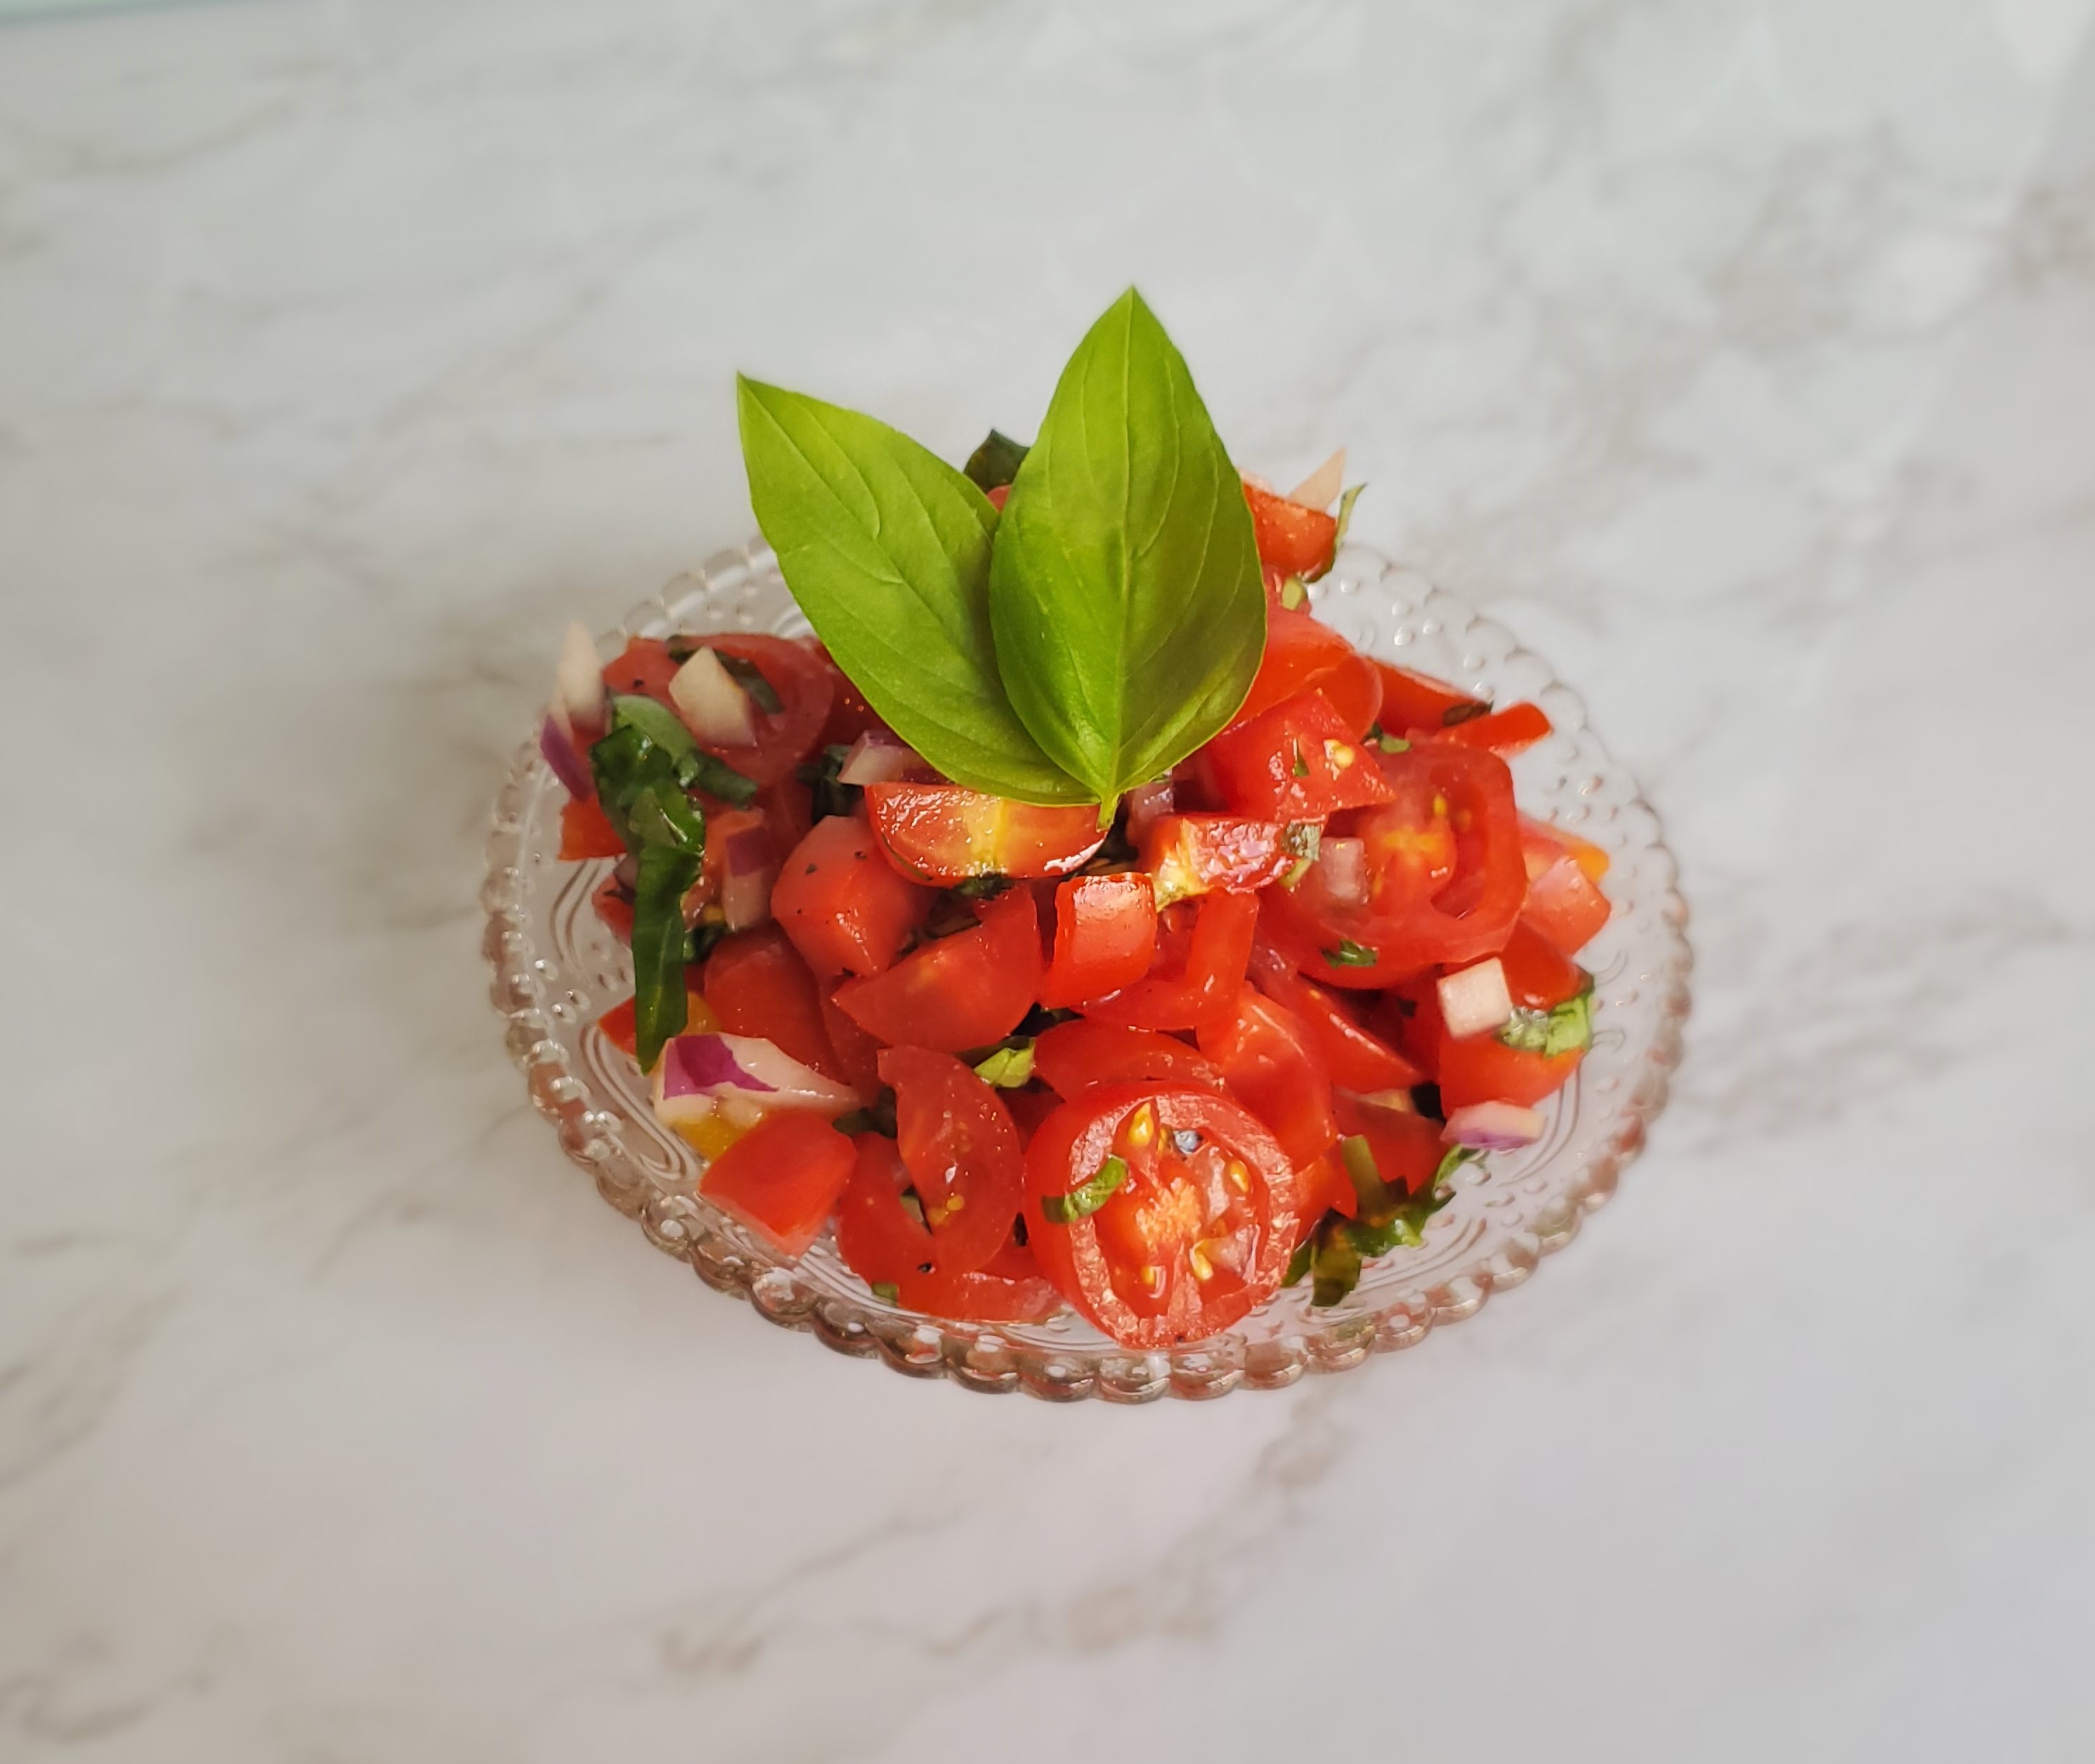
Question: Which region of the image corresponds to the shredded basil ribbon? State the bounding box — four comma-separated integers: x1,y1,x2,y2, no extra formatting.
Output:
1497,975,1595,1058
1042,1154,1129,1224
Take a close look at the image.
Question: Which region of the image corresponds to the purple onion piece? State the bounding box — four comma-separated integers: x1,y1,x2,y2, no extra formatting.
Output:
541,714,594,801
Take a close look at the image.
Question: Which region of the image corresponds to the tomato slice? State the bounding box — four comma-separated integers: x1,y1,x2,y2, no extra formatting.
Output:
559,795,625,860
881,1047,1027,1274
1140,814,1291,907
1023,1084,1303,1347
1040,873,1159,1008
1199,691,1396,823
1246,944,1423,1093
684,632,835,788
602,637,681,706
1031,1019,1228,1099
1196,990,1340,1170
865,783,1107,882
1371,661,1489,731
1079,891,1259,1033
701,927,847,1084
1234,607,1384,738
1243,480,1338,579
833,887,1043,1052
1437,1022,1582,1110
596,985,714,1058
835,1132,937,1283
1521,851,1612,957
1435,700,1552,755
1262,741,1525,987
772,812,932,978
697,1110,856,1258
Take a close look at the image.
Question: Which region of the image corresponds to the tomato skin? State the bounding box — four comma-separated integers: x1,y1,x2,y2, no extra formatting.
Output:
772,813,932,979
865,783,1107,882
1031,1020,1228,1099
1246,945,1423,1093
1199,691,1396,823
1521,851,1612,957
1262,741,1525,988
559,795,626,860
691,632,835,788
1041,873,1159,1008
602,637,681,706
1243,480,1338,578
701,927,847,1084
1234,608,1384,739
833,887,1043,1053
697,1111,856,1259
1140,814,1291,906
1023,1084,1302,1348
881,1047,1027,1274
1437,700,1552,755
835,1133,938,1283
1496,919,1583,1010
1197,990,1340,1170
592,875,634,943
1081,891,1260,1033
1371,661,1488,731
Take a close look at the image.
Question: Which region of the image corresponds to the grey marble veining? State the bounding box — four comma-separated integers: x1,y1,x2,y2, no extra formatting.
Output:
2,2,2092,1759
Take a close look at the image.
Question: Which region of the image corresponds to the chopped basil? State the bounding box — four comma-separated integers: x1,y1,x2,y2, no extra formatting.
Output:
1291,745,1310,778
1281,821,1321,889
713,650,783,715
835,1087,897,1139
962,428,1031,492
1322,938,1378,968
795,743,861,823
684,918,731,965
870,1281,900,1304
628,845,701,1070
686,752,760,807
1279,574,1309,610
1321,482,1366,572
897,1187,927,1229
1496,975,1594,1058
1042,1154,1128,1224
1297,1147,1480,1307
972,1042,1036,1088
1378,732,1410,754
1284,1238,1313,1288
951,873,1015,899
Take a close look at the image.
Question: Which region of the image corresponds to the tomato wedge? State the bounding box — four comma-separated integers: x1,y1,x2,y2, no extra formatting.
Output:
1521,849,1612,957
1024,1084,1303,1347
1372,661,1488,731
558,795,625,860
1234,607,1384,738
834,1132,937,1283
1331,1091,1446,1194
772,812,932,978
1243,480,1338,579
1031,1019,1228,1099
697,1111,856,1258
1080,891,1259,1033
683,632,835,788
701,927,847,1084
1496,919,1584,1010
833,887,1043,1052
882,1047,1027,1274
1521,815,1610,884
1140,814,1291,907
1435,700,1552,755
1040,873,1159,1008
1246,945,1423,1093
1197,990,1340,1170
1199,691,1396,823
865,783,1107,882
893,1263,1062,1324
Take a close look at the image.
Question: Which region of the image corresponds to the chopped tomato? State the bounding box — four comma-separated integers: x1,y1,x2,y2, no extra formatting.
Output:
701,927,847,1083
1243,479,1338,579
1437,1023,1582,1111
592,875,634,943
1331,1091,1446,1194
881,1047,1027,1274
697,1111,855,1258
1261,740,1525,987
1371,661,1489,732
759,775,814,855
1080,890,1259,1033
818,984,885,1097
1199,691,1396,823
805,639,891,750
833,887,1043,1052
1521,815,1610,884
1041,873,1159,1008
1522,850,1612,957
1196,990,1339,1170
1140,814,1291,906
1297,1149,1358,1223
1234,607,1384,738
893,1262,1061,1324
596,986,714,1059
1024,1084,1303,1347
602,636,681,706
771,812,931,978
834,1132,937,1283
1246,946,1423,1093
1436,700,1552,755
1496,919,1584,1010
558,795,625,860
864,783,1106,882
691,632,835,788
1032,1019,1227,1099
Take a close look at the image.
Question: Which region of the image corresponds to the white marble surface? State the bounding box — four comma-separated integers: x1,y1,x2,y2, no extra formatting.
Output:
4,1,2093,1757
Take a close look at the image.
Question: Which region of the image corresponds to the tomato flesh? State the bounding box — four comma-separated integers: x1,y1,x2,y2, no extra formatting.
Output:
881,1047,1027,1274
1235,607,1384,738
602,637,681,706
697,1110,855,1258
833,887,1043,1052
1371,661,1488,731
1080,891,1259,1033
1031,1019,1228,1099
1436,700,1552,755
1246,945,1423,1094
1521,851,1612,957
596,986,714,1059
835,1132,937,1283
1243,479,1338,579
894,1264,1061,1324
702,927,846,1083
865,783,1107,882
592,875,634,943
1140,814,1291,907
1197,990,1340,1170
1331,1091,1446,1194
1199,691,1396,823
1024,1084,1302,1347
1041,873,1159,1008
772,813,931,978
1496,919,1584,1010
559,795,625,860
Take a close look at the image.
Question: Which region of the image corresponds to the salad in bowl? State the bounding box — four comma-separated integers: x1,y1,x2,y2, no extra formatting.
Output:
495,290,1683,1387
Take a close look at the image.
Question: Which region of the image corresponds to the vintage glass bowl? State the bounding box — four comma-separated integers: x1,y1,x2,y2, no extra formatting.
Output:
482,540,1690,1401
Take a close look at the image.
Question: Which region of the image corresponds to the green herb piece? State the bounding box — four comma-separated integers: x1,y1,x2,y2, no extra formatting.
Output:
1322,938,1378,968
870,1281,901,1304
1434,1144,1481,1188
687,752,759,806
1014,1003,1078,1037
684,918,731,966
1041,1154,1130,1224
1280,821,1321,889
1378,733,1410,753
951,874,1014,899
1296,1146,1480,1306
795,743,860,823
972,1042,1036,1088
1279,574,1309,610
599,695,759,807
1496,975,1594,1058
988,289,1266,825
835,1087,898,1139
1291,745,1310,778
1340,1134,1399,1216
737,377,1087,805
712,651,783,715
962,429,1031,492
897,1186,927,1229
630,843,701,1069
1442,698,1492,727
1310,1224,1364,1308
1284,1236,1314,1288
1317,483,1366,576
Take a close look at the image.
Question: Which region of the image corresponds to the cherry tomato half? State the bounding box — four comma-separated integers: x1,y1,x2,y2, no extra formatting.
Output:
1246,944,1423,1094
865,783,1107,882
833,887,1043,1052
1197,989,1340,1170
882,1047,1027,1274
1140,814,1291,908
558,795,625,861
835,1132,936,1283
702,926,847,1084
1199,691,1396,823
689,632,835,788
1435,700,1552,756
772,813,932,978
602,637,681,706
1040,873,1159,1008
1243,480,1338,580
1371,661,1489,731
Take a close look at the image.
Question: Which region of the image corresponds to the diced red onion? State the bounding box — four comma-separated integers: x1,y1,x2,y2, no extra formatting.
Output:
652,1033,859,1130
554,620,608,738
1124,778,1175,842
1437,957,1514,1040
837,731,924,786
669,646,758,747
540,713,594,800
1317,837,1368,903
1442,1100,1543,1151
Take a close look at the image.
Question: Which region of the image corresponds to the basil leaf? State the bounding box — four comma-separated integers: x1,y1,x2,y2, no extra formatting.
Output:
870,1281,901,1304
737,377,1088,805
631,844,700,1070
1284,1235,1314,1288
988,289,1265,823
712,650,783,714
1042,1154,1129,1224
1310,483,1364,580
963,429,1031,492
601,695,759,807
1497,977,1593,1058
1322,938,1378,968
1310,1222,1364,1309
1278,574,1308,611
971,1041,1036,1087
795,743,860,823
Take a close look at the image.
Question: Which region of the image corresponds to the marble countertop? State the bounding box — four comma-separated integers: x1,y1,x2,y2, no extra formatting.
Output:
4,2,2093,1758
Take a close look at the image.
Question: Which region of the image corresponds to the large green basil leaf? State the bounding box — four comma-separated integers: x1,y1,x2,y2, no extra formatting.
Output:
736,377,1090,805
630,844,700,1071
987,289,1265,820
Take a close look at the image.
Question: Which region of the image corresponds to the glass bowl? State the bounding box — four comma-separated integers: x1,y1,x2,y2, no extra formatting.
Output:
481,541,1690,1402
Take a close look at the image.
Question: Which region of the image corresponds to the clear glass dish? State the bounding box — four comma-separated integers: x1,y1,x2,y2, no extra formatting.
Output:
482,541,1690,1402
